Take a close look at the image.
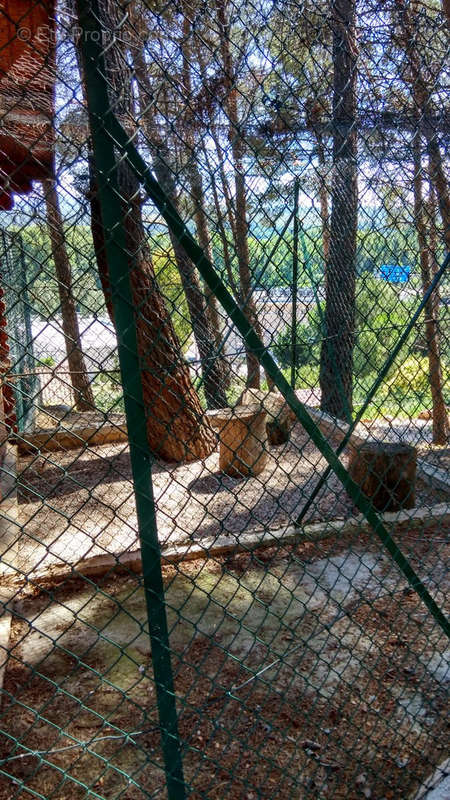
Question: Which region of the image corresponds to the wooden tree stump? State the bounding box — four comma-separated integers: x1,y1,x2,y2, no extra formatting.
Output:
241,389,293,446
206,403,268,477
266,417,291,446
348,441,417,511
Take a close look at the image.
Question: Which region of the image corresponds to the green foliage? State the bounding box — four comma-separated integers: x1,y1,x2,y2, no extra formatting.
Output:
356,227,418,276
387,356,449,401
248,228,324,287
273,277,417,389
92,370,124,413
20,223,104,318
211,224,422,292
260,363,320,394
152,246,191,351
226,375,247,406
18,225,192,350
353,277,414,380
15,218,445,423
273,309,322,368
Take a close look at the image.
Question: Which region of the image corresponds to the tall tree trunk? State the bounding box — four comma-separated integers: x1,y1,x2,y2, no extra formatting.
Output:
195,47,241,318
187,171,228,385
319,0,358,421
426,137,450,252
428,182,441,293
185,163,228,383
413,136,449,444
179,13,231,390
195,36,275,388
131,40,227,409
216,0,262,389
396,0,449,443
316,133,330,268
208,167,239,299
306,102,330,268
78,0,215,462
43,172,95,411
210,123,237,242
152,157,229,407
195,38,238,261
397,0,450,252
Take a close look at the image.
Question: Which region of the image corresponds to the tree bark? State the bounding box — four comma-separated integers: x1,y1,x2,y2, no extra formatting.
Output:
348,441,417,511
89,163,216,461
395,0,449,444
43,171,95,411
179,12,231,390
306,102,330,268
216,0,262,389
413,136,449,444
208,168,239,299
131,40,228,409
152,158,229,407
210,123,237,242
316,134,330,268
187,171,228,387
319,0,358,421
424,134,450,253
397,0,450,252
79,0,215,462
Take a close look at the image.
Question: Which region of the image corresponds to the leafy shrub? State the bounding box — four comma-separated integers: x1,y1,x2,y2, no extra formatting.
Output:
273,309,322,368
353,277,413,379
153,248,191,351
40,355,56,367
274,278,416,382
387,356,449,401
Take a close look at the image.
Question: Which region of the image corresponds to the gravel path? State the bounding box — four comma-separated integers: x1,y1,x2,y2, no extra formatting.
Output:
9,420,445,576
13,425,352,572
358,417,435,445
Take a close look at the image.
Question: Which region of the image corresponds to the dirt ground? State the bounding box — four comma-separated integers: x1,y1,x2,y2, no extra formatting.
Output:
6,423,446,578
418,447,450,473
0,525,448,799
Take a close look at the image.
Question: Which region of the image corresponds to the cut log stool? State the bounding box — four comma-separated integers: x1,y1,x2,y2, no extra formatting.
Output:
206,403,268,477
241,389,293,446
266,416,291,446
348,441,417,511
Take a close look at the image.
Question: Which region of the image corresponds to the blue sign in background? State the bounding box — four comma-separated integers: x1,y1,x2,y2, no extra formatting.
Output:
379,264,411,283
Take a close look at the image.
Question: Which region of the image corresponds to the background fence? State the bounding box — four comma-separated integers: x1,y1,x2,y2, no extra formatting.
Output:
0,230,37,432
0,0,448,797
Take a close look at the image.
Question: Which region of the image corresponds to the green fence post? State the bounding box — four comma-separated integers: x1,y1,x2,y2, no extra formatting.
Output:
290,178,299,388
76,3,186,797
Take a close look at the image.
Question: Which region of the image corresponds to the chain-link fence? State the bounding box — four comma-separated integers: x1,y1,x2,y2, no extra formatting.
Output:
0,0,448,797
0,230,37,433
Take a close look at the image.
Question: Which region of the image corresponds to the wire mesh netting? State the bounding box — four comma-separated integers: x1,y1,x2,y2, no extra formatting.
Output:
0,230,38,433
0,0,448,797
